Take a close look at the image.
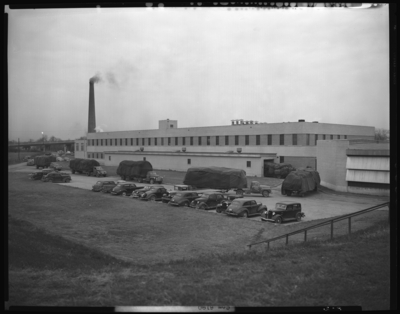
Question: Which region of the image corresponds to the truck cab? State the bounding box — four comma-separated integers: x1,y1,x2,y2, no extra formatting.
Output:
237,181,272,197
140,171,163,184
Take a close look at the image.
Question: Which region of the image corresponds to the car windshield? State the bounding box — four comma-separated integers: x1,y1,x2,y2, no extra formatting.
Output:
229,200,242,208
275,204,287,210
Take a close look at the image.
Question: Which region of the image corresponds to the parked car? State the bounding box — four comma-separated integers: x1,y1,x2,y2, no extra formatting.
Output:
92,180,118,192
168,191,200,207
28,169,56,180
101,180,127,193
41,172,71,183
173,184,196,191
27,159,35,166
216,200,231,213
261,201,304,224
139,187,168,201
189,192,229,210
49,162,62,171
161,185,196,203
133,185,164,199
224,199,267,218
111,183,144,196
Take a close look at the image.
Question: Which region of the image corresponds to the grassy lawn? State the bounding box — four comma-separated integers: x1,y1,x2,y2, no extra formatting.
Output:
8,216,390,309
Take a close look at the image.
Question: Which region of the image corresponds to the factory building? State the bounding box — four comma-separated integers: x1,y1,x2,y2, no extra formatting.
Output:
75,118,376,177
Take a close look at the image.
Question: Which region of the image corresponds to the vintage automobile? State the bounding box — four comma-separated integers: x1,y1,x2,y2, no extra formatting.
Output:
216,200,231,213
41,172,71,183
139,187,168,201
23,155,32,161
224,199,267,218
111,183,144,196
92,180,118,192
174,184,196,191
131,185,164,199
160,185,196,203
49,162,62,171
168,191,200,207
27,159,35,166
29,169,57,180
189,192,229,210
101,180,127,193
261,201,304,224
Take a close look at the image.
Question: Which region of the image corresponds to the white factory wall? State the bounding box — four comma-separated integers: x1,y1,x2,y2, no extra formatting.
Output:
104,153,264,177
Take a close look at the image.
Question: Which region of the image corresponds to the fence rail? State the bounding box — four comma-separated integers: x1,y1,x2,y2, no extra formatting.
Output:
247,202,390,250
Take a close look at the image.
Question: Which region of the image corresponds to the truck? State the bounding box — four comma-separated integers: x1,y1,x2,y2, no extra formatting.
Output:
34,155,56,169
183,166,248,192
116,160,163,183
281,167,320,197
69,158,107,177
264,162,296,179
237,180,272,197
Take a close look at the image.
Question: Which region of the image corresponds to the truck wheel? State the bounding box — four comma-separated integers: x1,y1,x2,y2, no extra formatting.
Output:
296,213,302,221
150,179,154,184
262,190,270,197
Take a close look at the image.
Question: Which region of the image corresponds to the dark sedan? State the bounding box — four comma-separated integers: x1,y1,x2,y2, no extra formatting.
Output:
139,187,168,201
92,180,117,192
111,183,144,196
41,172,71,183
168,191,200,207
189,192,229,210
29,169,57,180
224,199,267,218
261,202,304,224
131,185,164,199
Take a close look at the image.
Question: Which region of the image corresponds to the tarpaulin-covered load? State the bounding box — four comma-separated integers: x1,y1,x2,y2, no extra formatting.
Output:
264,162,296,179
116,160,153,178
183,167,248,190
281,167,320,195
69,158,100,172
34,155,56,167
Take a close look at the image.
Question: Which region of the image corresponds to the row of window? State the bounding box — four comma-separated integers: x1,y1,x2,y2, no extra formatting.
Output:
86,134,348,147
75,143,85,151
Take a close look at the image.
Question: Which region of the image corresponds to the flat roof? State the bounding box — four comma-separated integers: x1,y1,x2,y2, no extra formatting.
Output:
347,142,390,156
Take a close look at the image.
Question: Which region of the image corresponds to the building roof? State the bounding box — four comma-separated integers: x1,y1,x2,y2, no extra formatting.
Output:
346,142,390,156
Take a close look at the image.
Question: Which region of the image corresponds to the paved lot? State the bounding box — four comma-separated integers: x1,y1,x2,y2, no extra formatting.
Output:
17,163,389,225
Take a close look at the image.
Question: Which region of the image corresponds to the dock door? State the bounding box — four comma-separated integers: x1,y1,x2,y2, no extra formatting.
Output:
263,159,275,177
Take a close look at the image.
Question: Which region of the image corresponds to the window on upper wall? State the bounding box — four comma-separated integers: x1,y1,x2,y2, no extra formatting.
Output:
101,153,103,159
245,135,249,145
148,138,151,145
306,134,310,146
131,138,133,146
225,136,229,145
109,156,111,161
81,143,84,151
315,134,318,145
188,159,191,165
216,136,219,145
125,138,127,145
246,161,251,168
110,139,112,146
136,138,139,146
96,139,99,146
101,139,103,146
168,137,171,146
143,157,146,161
292,134,297,145
155,138,158,145
198,137,202,145
344,135,347,139
120,139,122,146
207,136,210,145
235,135,239,145
175,137,178,145
280,134,284,145
161,138,164,145
268,135,272,145
182,137,186,145
337,135,340,139
142,138,145,146
190,137,193,145
256,135,260,145
76,144,79,151
323,135,326,140
330,135,333,140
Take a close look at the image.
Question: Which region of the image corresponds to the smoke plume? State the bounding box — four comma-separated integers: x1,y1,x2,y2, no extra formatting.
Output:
89,73,102,84
94,126,103,132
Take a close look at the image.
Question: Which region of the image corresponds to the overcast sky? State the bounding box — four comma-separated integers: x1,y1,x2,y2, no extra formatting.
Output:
7,5,389,142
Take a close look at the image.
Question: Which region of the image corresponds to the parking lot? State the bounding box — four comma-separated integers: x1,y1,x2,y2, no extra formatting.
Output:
15,162,389,224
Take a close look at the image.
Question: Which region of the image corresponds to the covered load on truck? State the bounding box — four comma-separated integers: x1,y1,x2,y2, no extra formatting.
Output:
183,166,248,190
117,160,154,182
34,155,56,169
69,158,105,176
281,167,320,196
264,162,296,179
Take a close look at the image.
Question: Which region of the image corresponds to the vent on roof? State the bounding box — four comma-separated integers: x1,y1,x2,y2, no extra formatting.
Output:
298,119,305,122
312,121,319,123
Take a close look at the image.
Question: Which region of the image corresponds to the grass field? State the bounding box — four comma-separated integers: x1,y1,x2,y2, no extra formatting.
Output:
7,168,392,309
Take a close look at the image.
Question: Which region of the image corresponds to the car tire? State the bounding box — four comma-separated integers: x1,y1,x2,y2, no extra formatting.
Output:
262,190,270,197
296,213,302,222
198,203,207,210
216,207,221,213
275,216,282,224
149,195,156,202
150,179,154,184
182,201,189,207
242,211,248,218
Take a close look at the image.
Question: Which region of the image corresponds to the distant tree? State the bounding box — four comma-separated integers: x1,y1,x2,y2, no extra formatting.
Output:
36,134,48,142
375,128,389,141
48,135,62,142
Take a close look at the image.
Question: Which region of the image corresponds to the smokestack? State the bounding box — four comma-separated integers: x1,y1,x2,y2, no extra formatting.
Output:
88,81,96,133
